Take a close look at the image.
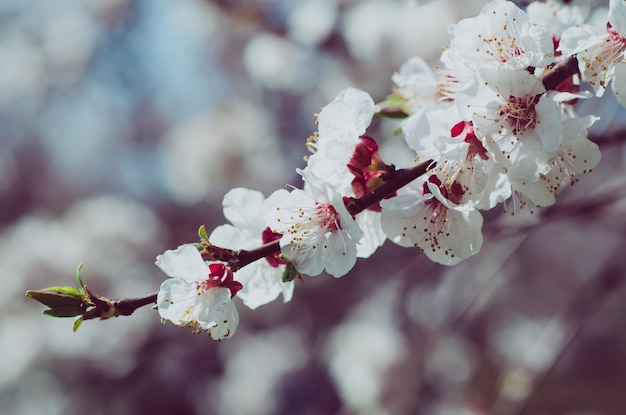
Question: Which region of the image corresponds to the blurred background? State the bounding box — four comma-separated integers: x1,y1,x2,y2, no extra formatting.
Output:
2,0,626,414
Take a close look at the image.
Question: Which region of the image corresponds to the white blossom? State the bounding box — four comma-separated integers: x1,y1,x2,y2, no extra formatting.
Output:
457,68,563,179
307,87,376,187
559,0,626,102
391,56,441,114
381,176,483,266
307,87,386,258
209,188,294,310
527,0,591,37
156,245,240,340
446,0,554,81
523,114,601,206
264,169,363,277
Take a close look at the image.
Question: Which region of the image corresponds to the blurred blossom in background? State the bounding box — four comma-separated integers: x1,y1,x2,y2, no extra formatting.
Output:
2,1,626,414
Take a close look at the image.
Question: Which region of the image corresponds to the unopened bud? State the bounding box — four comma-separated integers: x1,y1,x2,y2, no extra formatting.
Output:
25,286,86,318
281,260,301,283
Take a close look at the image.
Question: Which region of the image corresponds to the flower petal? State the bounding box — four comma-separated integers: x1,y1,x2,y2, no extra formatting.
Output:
609,0,626,37
210,224,254,250
195,287,239,340
535,95,563,152
155,245,208,281
157,278,199,326
235,262,294,309
612,61,626,107
222,188,267,235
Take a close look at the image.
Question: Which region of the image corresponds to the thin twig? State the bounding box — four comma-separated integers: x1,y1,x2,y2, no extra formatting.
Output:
114,292,159,316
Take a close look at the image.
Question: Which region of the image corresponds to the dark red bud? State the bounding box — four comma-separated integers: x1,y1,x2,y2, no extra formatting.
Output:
262,227,287,267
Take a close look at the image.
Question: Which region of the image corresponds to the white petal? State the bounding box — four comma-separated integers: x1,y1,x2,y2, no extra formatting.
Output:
402,110,443,159
331,87,376,134
157,278,199,326
560,135,602,174
612,61,626,107
282,242,325,276
535,96,563,152
380,195,427,248
558,24,604,57
381,192,483,265
222,188,267,234
210,224,256,250
195,287,239,340
263,188,295,234
379,195,415,211
322,231,359,278
355,209,386,258
392,56,435,87
473,166,512,210
479,68,546,98
609,0,626,36
510,177,556,207
155,245,208,281
527,1,590,34
306,152,353,192
434,208,483,265
235,262,294,310
317,88,374,150
300,167,364,242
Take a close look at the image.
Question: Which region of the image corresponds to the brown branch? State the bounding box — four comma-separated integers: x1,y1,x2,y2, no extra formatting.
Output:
235,239,281,271
344,160,431,215
114,292,159,316
226,160,432,271
541,56,579,91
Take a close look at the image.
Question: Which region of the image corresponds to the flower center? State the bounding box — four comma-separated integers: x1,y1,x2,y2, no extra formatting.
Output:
579,23,626,90
423,175,464,205
451,120,489,161
435,69,461,103
202,263,242,297
499,94,540,135
315,203,342,231
477,29,524,64
280,200,344,253
607,22,626,46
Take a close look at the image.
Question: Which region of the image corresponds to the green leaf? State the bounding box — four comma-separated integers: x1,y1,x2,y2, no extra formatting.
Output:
73,316,84,332
384,95,407,107
26,287,84,309
75,263,86,291
281,261,301,283
375,95,409,119
198,225,209,242
376,107,409,119
43,307,85,318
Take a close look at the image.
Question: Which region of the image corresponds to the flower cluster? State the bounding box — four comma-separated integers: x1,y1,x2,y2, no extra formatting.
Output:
383,0,602,264
153,0,615,339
